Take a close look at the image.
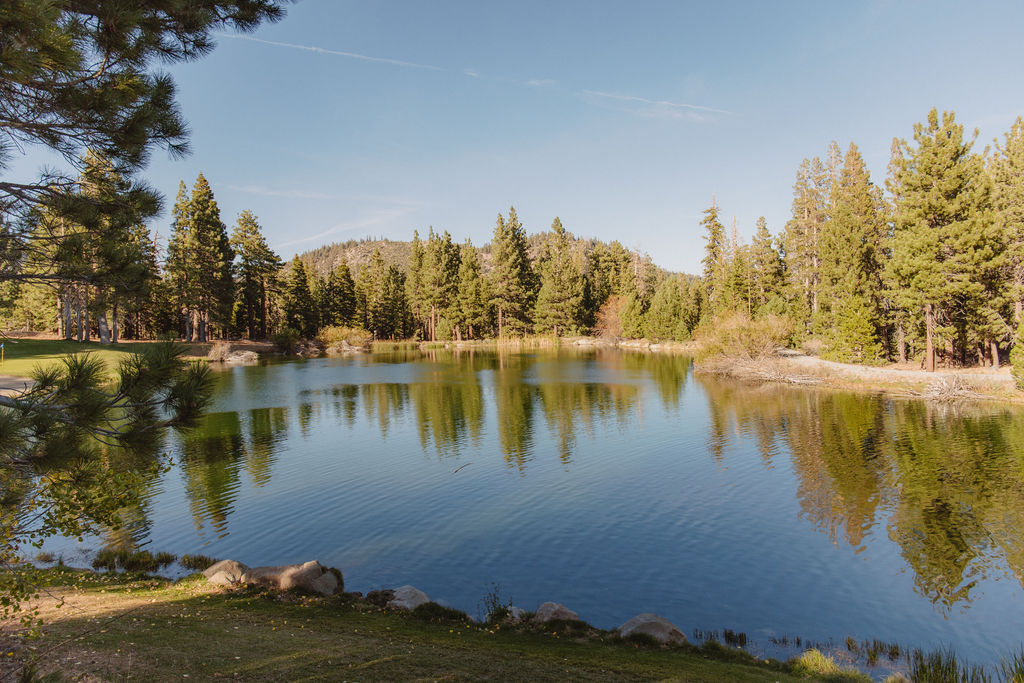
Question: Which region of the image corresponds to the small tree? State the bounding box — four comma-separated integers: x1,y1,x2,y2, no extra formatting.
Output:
1012,318,1024,390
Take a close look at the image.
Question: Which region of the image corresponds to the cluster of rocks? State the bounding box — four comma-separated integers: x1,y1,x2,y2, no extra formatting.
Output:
201,561,686,645
324,340,367,355
203,559,343,596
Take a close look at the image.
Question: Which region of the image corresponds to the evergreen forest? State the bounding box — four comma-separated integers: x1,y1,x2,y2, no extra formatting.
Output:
4,108,1024,372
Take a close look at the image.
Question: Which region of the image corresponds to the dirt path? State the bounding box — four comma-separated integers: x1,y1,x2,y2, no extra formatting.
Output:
776,350,1016,390
0,374,33,396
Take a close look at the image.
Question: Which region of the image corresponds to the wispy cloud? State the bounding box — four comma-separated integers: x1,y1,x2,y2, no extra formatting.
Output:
220,34,444,71
582,90,734,116
222,34,731,123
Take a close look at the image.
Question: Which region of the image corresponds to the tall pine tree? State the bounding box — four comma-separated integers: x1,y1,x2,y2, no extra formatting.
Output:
534,218,585,335
488,207,535,336
887,109,1002,371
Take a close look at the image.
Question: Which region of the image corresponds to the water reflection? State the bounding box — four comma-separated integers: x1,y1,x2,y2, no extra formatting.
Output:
179,406,288,539
699,378,1024,608
157,350,1024,615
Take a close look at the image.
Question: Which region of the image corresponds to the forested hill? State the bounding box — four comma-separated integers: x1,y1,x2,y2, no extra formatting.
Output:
296,232,669,280
299,238,413,278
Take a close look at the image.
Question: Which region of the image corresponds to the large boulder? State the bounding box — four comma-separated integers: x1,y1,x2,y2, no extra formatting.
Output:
617,613,687,645
224,350,259,364
240,561,343,596
202,559,249,586
534,602,579,623
387,585,430,610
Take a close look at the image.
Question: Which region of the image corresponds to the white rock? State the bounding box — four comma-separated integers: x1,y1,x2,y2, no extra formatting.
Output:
202,559,249,586
617,613,687,644
239,560,343,596
533,602,579,623
507,605,525,622
387,585,430,610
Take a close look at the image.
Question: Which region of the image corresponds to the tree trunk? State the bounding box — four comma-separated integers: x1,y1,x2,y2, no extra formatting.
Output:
97,312,110,344
112,302,119,344
898,323,907,364
62,289,74,341
977,344,985,366
75,288,84,342
991,339,1000,369
924,304,935,372
498,307,504,338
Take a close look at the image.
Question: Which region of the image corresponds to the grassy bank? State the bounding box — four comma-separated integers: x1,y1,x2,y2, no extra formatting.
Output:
1,567,827,682
0,338,273,381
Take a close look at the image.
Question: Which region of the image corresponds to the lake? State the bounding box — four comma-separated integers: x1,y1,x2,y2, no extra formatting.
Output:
53,348,1024,669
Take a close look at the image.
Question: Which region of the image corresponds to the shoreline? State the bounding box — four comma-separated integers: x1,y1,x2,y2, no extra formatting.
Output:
2,563,928,682
4,335,1022,405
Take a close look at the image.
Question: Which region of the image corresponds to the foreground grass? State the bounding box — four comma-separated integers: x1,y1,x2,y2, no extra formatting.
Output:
0,338,223,379
1,567,812,682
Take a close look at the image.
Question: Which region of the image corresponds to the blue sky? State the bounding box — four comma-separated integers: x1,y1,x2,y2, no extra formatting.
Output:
16,1,1024,273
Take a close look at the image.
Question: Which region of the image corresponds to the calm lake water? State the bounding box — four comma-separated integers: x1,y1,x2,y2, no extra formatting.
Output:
56,349,1024,668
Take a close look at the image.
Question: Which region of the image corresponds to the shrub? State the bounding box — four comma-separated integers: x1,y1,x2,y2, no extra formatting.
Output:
479,582,509,623
272,328,301,353
1011,319,1024,390
180,554,219,571
790,649,870,681
908,648,990,683
316,326,373,348
410,602,471,624
692,311,793,363
92,548,177,573
207,341,231,361
999,646,1024,683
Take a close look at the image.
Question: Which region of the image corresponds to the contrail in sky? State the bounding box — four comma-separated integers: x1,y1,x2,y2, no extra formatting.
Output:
582,90,734,116
220,34,445,71
223,34,732,119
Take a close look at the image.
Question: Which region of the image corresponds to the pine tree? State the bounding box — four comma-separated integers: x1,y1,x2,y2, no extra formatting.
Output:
282,256,316,337
992,117,1024,322
488,207,535,336
165,181,197,339
783,157,830,328
166,174,234,341
619,292,647,339
380,265,411,340
230,210,281,339
817,143,886,362
699,201,728,314
1012,318,1024,389
887,109,1003,371
406,230,427,338
645,274,691,341
322,260,356,328
421,228,461,341
452,240,488,339
750,216,784,313
534,218,585,335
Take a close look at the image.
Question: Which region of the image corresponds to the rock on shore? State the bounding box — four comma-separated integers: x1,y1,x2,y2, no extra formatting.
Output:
617,613,687,644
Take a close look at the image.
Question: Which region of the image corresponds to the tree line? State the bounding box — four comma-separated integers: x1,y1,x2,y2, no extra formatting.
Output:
699,108,1024,371
5,106,1024,373
3,178,697,344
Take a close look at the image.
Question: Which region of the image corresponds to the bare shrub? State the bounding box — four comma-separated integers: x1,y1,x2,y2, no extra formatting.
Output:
207,341,231,361
692,312,793,363
317,326,373,349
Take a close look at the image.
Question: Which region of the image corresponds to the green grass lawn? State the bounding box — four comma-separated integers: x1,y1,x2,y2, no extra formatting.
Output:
2,568,832,682
0,338,209,379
